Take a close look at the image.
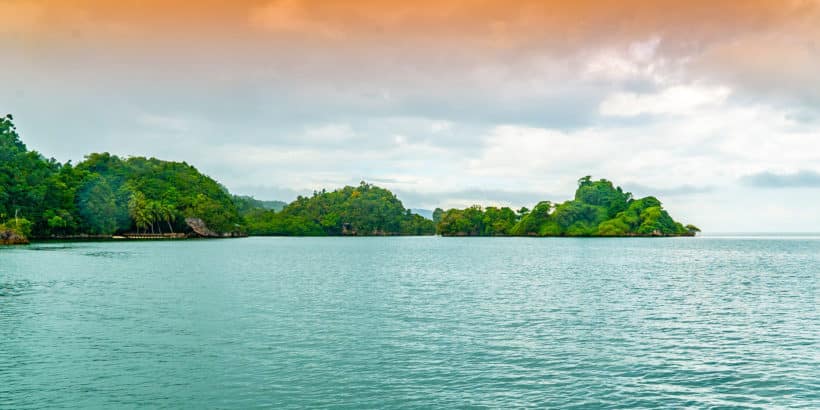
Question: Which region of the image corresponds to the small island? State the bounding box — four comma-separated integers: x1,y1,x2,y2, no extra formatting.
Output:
435,176,700,237
1,114,697,244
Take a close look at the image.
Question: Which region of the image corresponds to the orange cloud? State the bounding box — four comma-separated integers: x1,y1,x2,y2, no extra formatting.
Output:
6,0,816,47
4,0,818,102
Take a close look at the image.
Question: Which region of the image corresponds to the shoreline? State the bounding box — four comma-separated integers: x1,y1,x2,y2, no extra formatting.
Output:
9,234,701,245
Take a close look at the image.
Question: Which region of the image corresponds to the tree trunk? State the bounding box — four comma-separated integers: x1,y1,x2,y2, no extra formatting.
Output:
167,221,174,233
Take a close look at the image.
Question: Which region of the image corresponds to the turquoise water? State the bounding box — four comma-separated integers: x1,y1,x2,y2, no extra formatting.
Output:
1,237,818,408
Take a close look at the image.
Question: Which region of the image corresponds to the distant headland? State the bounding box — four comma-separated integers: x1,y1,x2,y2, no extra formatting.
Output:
1,114,697,244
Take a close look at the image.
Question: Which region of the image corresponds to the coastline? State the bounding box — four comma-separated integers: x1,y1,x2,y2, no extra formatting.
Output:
439,232,697,238
1,228,29,245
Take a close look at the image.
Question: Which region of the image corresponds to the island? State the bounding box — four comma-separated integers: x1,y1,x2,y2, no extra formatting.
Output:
1,113,698,244
435,177,700,237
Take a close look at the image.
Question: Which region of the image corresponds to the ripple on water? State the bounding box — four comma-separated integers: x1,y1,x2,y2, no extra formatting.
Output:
27,245,78,251
83,251,134,258
0,279,34,297
0,237,818,408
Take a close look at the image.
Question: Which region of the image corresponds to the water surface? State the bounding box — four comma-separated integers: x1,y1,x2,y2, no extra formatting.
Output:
1,237,818,408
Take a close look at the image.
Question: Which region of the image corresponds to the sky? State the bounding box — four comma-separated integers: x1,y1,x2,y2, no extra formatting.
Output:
2,0,820,232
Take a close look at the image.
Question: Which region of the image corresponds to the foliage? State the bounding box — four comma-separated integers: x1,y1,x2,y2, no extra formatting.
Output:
0,114,63,235
439,178,695,237
575,175,632,217
1,114,241,237
432,208,444,224
1,114,695,239
685,224,701,234
0,218,33,238
243,182,435,236
78,174,119,235
437,205,520,236
233,195,286,214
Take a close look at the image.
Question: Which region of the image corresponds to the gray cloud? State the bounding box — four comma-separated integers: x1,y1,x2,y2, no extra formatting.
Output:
4,0,820,232
229,185,308,202
393,188,557,210
740,171,820,189
622,183,715,198
224,185,555,210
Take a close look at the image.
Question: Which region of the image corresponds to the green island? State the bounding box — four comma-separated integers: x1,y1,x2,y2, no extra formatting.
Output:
1,114,697,244
435,177,700,237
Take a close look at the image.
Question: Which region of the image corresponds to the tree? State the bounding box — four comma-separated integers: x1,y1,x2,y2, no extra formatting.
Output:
77,174,118,235
574,177,631,217
159,202,176,233
128,191,150,234
1,115,699,239
432,208,444,224
244,183,435,236
438,178,695,237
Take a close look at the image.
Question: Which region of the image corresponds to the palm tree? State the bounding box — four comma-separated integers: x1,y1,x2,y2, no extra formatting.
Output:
146,201,161,234
128,191,150,234
160,203,176,233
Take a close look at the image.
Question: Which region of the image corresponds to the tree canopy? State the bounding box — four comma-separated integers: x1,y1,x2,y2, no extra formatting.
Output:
1,115,696,240
437,177,698,237
241,182,435,236
0,114,241,237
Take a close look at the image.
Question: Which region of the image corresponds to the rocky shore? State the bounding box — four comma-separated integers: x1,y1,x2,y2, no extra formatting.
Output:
0,229,29,245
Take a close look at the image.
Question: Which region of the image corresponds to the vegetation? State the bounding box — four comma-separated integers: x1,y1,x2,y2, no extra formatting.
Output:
1,114,697,241
1,114,432,239
233,196,286,214
437,176,699,237
0,114,241,239
437,205,518,236
0,215,33,244
241,182,435,236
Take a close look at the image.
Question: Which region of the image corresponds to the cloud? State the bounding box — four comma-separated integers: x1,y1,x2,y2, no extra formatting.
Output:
622,183,715,197
137,114,191,133
583,36,672,85
599,85,731,116
629,36,662,62
4,0,820,232
0,1,44,34
393,188,556,210
691,15,820,107
248,0,345,39
740,170,820,188
229,184,307,202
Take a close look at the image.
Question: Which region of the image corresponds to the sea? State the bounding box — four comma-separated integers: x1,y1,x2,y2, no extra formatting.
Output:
1,235,818,408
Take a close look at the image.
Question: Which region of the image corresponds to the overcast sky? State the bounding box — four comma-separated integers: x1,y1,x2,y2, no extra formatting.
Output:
3,0,820,231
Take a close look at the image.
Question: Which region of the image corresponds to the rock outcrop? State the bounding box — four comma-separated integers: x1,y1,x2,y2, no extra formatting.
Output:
0,229,29,245
184,217,220,238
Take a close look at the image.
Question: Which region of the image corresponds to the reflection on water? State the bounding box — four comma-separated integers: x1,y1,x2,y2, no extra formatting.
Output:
27,245,79,251
83,251,134,258
0,279,33,297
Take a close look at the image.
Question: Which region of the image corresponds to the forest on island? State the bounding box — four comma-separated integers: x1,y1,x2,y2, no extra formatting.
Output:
1,115,243,238
1,114,697,242
0,115,432,239
435,177,700,237
241,183,435,236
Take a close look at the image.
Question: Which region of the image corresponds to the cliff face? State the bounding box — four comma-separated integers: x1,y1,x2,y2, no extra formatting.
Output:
0,229,29,245
184,217,246,238
185,217,220,238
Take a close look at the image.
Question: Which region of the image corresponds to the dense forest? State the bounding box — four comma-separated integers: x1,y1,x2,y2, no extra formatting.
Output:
436,177,700,237
0,114,433,240
1,114,243,239
241,183,435,236
2,114,697,242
